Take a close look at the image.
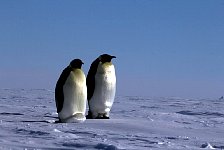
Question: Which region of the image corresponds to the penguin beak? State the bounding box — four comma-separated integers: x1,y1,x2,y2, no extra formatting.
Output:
111,56,116,59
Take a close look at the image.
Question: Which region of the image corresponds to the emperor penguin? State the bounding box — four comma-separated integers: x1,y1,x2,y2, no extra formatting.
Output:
86,54,116,119
55,59,87,123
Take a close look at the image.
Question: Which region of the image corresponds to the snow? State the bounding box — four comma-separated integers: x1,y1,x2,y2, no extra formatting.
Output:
0,89,224,149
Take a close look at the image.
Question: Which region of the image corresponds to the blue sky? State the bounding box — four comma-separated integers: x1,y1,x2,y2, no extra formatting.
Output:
0,0,224,98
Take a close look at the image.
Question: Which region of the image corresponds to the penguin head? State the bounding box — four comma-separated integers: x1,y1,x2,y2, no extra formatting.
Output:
99,54,116,63
69,59,84,69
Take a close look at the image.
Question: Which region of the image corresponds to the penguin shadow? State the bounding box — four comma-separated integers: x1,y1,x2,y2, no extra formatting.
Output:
0,112,24,116
22,115,59,124
0,111,112,123
21,120,52,123
20,119,59,124
0,112,59,124
21,113,59,123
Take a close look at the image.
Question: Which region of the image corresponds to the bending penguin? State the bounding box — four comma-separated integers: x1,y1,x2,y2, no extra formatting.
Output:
86,54,116,119
55,59,87,123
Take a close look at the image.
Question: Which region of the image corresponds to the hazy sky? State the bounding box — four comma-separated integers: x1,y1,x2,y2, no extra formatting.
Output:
0,0,224,98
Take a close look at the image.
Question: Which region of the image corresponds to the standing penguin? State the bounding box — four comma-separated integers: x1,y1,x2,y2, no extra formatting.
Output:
55,59,87,123
86,54,116,119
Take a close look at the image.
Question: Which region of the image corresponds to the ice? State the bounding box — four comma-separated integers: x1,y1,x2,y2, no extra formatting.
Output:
0,89,224,149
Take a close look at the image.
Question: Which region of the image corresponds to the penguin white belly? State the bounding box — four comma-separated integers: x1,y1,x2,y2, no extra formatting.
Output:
90,64,116,118
59,69,87,122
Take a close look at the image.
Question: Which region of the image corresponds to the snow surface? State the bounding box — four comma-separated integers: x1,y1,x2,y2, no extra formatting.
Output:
0,89,224,149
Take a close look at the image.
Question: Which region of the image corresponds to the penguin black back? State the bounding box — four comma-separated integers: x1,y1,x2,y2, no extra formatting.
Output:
86,58,100,101
55,59,84,113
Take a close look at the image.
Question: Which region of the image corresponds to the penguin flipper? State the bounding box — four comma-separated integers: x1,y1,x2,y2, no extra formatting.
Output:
87,58,100,101
55,81,65,113
55,67,71,113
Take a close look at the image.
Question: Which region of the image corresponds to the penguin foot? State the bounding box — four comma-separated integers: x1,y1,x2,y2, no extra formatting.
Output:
95,113,110,119
86,111,110,119
58,114,86,123
95,116,110,119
